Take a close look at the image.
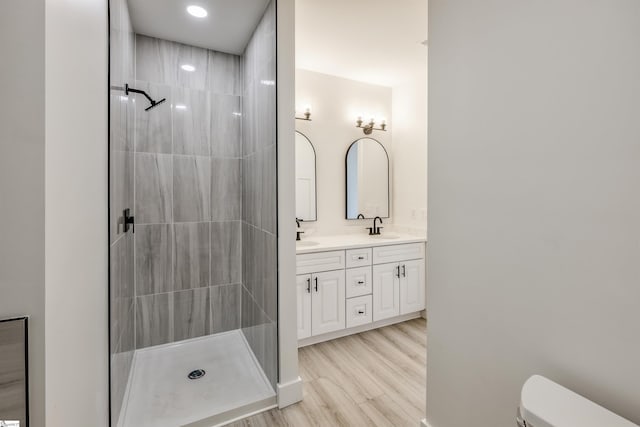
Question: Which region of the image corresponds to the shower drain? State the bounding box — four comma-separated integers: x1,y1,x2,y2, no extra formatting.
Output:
188,369,206,380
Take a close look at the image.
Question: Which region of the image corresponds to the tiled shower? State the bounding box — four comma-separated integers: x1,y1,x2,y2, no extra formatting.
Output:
109,1,277,425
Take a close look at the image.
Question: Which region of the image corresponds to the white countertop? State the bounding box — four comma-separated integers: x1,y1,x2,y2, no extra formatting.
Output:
295,232,427,254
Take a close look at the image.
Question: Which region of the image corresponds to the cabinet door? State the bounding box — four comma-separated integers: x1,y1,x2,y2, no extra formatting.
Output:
372,263,400,321
296,274,312,339
400,259,425,314
311,270,346,336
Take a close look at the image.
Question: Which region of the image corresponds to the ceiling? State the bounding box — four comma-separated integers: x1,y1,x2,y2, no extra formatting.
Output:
128,0,270,55
295,0,428,87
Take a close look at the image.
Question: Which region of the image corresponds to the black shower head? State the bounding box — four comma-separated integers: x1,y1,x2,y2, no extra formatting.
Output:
124,84,166,112
145,98,167,111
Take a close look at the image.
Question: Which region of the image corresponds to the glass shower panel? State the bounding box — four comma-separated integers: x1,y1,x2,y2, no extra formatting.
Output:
108,1,278,426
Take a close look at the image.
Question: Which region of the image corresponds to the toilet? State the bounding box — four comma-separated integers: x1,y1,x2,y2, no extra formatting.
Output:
518,375,639,427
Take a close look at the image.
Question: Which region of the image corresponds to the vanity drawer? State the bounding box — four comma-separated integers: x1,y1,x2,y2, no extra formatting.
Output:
345,266,372,298
373,243,424,265
296,250,346,275
346,248,373,268
346,295,373,328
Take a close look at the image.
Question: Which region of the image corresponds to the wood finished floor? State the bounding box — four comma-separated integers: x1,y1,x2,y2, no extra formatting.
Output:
230,318,426,427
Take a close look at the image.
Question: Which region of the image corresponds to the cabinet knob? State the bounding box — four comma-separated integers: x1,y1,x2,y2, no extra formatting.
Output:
357,280,365,285
357,256,365,260
357,309,365,315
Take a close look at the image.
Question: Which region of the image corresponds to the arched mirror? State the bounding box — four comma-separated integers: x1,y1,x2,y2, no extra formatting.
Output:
346,137,389,219
295,131,317,221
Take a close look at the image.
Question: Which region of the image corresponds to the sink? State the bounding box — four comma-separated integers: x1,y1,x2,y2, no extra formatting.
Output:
296,240,319,247
370,234,400,240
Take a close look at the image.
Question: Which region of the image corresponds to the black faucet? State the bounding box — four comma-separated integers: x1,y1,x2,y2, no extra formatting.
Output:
367,216,384,235
296,218,304,241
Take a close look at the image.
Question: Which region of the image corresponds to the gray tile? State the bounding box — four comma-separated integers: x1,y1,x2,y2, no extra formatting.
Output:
111,231,134,301
211,221,241,285
136,293,174,349
242,78,257,157
135,153,173,224
110,149,133,242
210,94,242,158
211,158,241,221
175,42,209,90
173,156,211,222
241,285,267,329
172,87,210,156
207,51,241,95
262,321,278,389
135,224,173,296
263,231,278,322
242,153,262,226
241,222,258,298
173,222,210,290
135,81,172,154
110,91,127,152
135,35,178,85
173,287,211,341
125,85,136,153
261,144,277,234
255,62,277,151
119,299,135,352
210,283,241,333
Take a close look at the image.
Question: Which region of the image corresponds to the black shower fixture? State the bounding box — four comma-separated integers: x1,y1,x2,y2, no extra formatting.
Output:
125,83,166,111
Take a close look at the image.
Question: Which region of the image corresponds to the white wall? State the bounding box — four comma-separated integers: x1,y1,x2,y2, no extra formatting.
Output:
277,0,304,407
392,78,428,233
0,1,46,425
427,1,640,426
295,69,392,236
45,0,109,425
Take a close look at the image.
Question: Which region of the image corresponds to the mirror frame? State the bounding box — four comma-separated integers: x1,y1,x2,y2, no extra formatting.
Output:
295,130,318,222
345,137,390,220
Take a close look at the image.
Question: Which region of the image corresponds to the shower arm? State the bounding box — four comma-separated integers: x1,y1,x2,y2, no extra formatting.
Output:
123,84,167,111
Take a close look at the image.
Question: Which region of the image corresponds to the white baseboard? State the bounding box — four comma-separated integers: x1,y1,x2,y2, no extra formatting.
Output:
277,376,303,408
298,312,423,347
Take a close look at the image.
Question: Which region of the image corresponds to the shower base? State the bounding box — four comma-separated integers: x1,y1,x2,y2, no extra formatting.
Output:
119,330,276,427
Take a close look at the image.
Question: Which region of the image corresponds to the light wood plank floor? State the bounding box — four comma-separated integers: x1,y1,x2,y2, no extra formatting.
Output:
230,318,426,427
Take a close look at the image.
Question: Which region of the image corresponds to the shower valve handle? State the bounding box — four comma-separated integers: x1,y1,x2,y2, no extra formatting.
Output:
123,208,135,233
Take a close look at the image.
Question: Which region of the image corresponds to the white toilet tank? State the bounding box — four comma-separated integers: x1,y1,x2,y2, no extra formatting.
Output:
519,375,639,427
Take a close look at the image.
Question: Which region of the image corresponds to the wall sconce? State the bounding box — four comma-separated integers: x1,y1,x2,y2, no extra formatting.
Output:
356,116,386,135
295,107,312,121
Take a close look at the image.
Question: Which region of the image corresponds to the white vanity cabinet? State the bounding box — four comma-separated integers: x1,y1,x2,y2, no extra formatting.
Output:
296,275,313,339
373,258,425,321
399,259,425,314
296,239,425,345
296,271,346,338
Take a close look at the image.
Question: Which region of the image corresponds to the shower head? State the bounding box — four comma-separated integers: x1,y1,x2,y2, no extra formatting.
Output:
124,84,166,112
145,97,167,111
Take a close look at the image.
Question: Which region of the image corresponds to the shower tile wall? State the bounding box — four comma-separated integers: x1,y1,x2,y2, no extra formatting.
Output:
133,34,243,350
109,0,136,423
241,0,278,389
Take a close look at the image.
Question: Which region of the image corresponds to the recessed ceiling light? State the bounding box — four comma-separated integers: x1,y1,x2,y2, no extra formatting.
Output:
187,5,208,18
181,64,196,72
175,104,187,110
